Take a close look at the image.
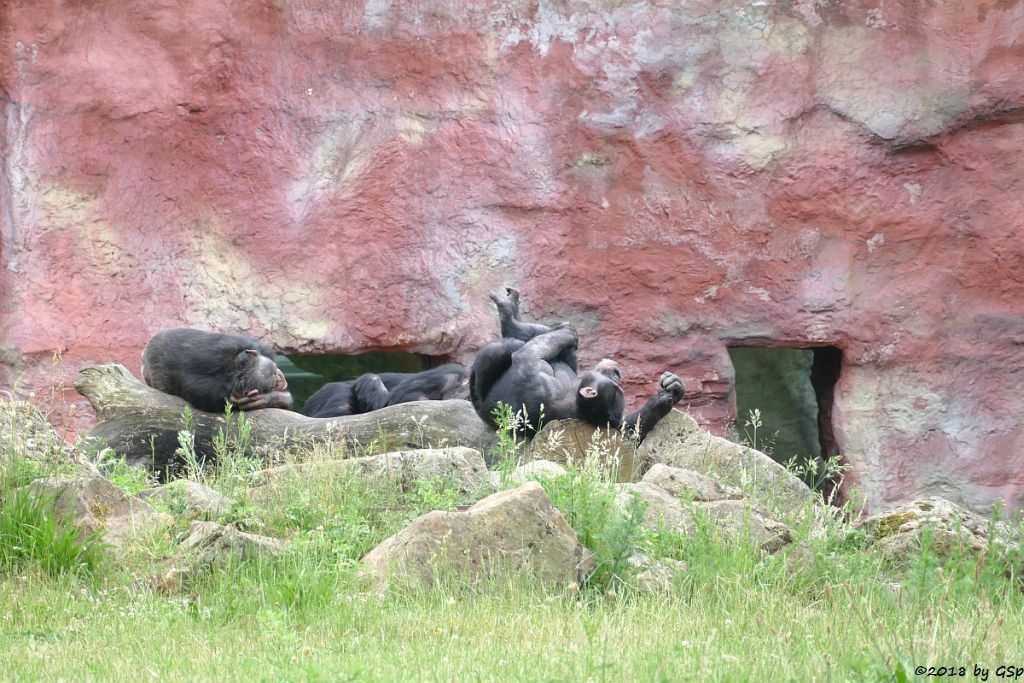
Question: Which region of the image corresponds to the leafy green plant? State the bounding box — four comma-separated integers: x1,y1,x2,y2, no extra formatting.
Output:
209,405,262,497
0,482,103,577
491,402,526,487
88,447,153,496
406,477,462,515
540,460,647,591
175,406,203,478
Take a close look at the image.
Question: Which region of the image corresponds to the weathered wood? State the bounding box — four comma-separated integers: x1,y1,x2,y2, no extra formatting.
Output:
74,364,497,476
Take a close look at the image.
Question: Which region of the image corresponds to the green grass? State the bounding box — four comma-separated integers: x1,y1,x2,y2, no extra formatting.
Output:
0,458,104,578
2,405,1023,681
1,528,1022,681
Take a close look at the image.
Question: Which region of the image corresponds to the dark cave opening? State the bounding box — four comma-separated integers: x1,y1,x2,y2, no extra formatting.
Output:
728,346,843,495
279,353,433,412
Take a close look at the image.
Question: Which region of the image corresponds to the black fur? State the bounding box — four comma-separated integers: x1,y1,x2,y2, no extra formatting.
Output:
141,328,293,413
304,364,469,418
470,288,684,441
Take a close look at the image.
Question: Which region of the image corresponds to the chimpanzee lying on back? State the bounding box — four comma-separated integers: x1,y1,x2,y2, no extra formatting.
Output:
303,364,469,418
470,288,684,441
141,328,293,413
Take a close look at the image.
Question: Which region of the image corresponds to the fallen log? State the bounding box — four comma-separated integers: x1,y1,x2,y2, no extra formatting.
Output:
74,364,498,477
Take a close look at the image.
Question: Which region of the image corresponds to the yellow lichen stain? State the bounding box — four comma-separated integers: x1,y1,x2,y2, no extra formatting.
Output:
39,185,134,277
573,152,610,169
719,15,811,69
457,89,491,120
672,68,697,95
180,220,330,344
316,122,373,186
737,131,787,170
395,113,436,145
289,122,376,212
289,318,331,342
875,511,917,539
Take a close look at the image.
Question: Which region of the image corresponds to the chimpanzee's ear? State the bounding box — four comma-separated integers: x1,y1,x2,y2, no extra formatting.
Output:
244,349,259,356
579,386,598,398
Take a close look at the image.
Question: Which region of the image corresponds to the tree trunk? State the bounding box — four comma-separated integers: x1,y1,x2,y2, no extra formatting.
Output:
74,364,497,477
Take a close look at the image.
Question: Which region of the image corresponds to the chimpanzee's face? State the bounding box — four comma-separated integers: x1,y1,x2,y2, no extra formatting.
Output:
233,349,283,394
576,359,625,426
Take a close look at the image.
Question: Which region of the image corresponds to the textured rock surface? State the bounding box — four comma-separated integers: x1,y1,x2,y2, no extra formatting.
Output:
627,553,688,593
180,521,289,565
361,481,595,589
23,475,172,549
616,481,697,536
0,401,81,465
141,480,236,519
641,463,741,502
252,446,493,500
616,480,801,555
856,496,1017,561
157,521,289,589
529,419,637,482
639,411,815,515
491,459,568,488
3,1,1024,513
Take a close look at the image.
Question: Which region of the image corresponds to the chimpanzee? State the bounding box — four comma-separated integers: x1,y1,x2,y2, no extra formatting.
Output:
141,328,294,413
470,288,684,441
303,364,469,418
302,378,358,418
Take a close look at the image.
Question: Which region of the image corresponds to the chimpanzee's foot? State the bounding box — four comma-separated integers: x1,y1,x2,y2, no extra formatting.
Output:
489,288,521,323
658,372,685,403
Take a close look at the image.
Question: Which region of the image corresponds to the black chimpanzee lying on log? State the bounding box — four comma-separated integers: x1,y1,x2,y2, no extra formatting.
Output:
303,364,470,418
141,328,294,413
470,288,684,441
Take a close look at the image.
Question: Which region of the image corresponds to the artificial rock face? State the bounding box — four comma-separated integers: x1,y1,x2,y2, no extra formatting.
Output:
2,1,1023,513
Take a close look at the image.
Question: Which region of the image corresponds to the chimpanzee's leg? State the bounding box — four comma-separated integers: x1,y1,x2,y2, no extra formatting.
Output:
469,338,525,414
489,287,553,342
303,381,358,417
351,374,391,412
511,325,579,367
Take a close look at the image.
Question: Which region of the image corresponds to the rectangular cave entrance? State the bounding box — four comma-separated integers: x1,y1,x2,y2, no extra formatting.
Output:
278,353,433,412
728,346,843,494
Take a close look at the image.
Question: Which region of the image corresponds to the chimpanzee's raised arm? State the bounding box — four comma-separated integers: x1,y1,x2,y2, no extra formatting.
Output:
621,372,685,443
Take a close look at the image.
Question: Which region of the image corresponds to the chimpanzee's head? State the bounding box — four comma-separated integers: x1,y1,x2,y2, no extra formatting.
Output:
575,359,625,426
231,349,287,395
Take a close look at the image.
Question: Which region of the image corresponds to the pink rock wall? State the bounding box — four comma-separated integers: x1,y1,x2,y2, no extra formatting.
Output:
2,0,1023,513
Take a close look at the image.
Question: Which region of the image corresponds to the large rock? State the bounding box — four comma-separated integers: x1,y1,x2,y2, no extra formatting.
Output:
700,500,796,555
638,411,815,516
22,475,172,549
158,521,290,589
641,463,741,502
529,420,638,482
0,401,81,466
856,496,1017,562
627,553,688,593
179,521,289,565
616,480,800,556
3,1,1024,514
251,447,492,500
490,459,568,489
361,482,595,590
141,480,236,519
615,482,696,536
